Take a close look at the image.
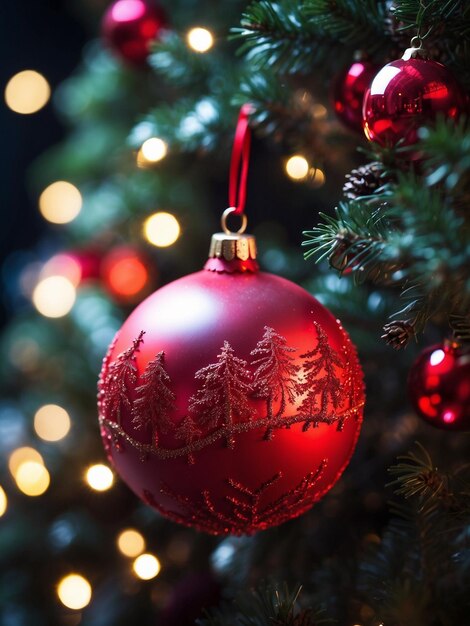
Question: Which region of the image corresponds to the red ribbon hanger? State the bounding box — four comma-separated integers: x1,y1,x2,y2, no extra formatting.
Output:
228,104,253,216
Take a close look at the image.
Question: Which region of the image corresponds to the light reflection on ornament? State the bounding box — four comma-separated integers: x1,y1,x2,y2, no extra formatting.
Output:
187,27,214,53
86,464,114,491
143,212,180,247
133,553,161,579
430,349,445,366
285,155,309,180
32,275,76,318
39,181,82,224
15,461,50,496
57,574,92,610
117,528,146,557
34,404,71,442
5,70,50,114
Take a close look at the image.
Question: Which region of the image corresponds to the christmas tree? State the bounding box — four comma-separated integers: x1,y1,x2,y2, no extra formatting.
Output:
1,1,469,624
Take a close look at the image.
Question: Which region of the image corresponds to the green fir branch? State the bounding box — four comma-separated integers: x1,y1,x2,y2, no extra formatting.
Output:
198,583,333,625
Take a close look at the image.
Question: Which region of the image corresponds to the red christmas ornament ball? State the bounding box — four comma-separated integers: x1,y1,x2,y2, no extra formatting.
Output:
102,0,167,65
332,60,378,133
363,57,466,147
98,234,364,535
408,342,470,431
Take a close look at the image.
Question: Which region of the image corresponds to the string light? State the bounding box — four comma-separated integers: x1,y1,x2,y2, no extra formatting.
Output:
186,27,214,53
143,212,180,247
117,529,146,557
139,137,167,164
32,275,76,318
57,574,92,610
9,447,44,476
0,486,7,517
285,155,309,180
34,404,71,442
15,461,50,496
133,553,161,580
39,181,82,224
4,70,50,114
86,464,114,491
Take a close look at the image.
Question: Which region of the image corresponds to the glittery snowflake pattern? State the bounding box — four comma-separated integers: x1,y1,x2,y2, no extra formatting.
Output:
143,459,327,535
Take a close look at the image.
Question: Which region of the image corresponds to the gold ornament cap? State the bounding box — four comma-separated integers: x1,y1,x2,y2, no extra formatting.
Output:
205,208,258,272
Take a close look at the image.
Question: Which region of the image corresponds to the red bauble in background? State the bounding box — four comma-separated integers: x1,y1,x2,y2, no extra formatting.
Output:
101,245,153,302
408,342,470,431
98,231,364,535
102,0,167,65
332,60,378,133
363,56,466,147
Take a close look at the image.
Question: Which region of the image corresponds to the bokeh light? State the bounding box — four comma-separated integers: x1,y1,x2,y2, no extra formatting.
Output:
41,254,82,287
133,553,161,579
0,486,7,517
285,155,309,180
34,404,71,442
4,70,50,114
39,181,82,224
143,212,180,247
15,461,50,496
140,137,167,163
57,574,92,610
186,27,214,53
9,447,44,476
309,167,326,188
32,275,76,318
86,464,114,491
117,529,146,557
102,248,149,298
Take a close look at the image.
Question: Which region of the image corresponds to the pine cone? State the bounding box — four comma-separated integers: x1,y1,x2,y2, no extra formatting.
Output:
343,161,388,200
381,320,415,349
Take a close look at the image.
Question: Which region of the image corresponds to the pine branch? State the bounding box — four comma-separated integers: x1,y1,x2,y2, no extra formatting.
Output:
198,583,333,625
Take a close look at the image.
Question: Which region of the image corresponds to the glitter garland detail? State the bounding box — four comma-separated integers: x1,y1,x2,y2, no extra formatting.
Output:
99,403,363,461
142,459,327,535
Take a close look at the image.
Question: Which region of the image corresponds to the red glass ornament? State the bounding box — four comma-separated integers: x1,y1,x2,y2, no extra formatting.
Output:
98,240,365,535
102,0,167,65
332,60,378,133
363,57,466,147
408,342,470,431
101,245,152,302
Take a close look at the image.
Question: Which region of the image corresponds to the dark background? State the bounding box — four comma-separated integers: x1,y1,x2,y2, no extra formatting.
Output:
0,1,88,327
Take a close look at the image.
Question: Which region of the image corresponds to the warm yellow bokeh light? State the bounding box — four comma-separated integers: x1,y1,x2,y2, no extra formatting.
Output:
141,137,167,163
86,464,114,491
57,574,92,610
117,529,146,558
5,70,50,114
143,212,180,247
133,553,161,580
310,167,326,188
15,461,50,496
285,155,309,180
187,27,214,53
34,404,71,442
32,275,76,318
0,486,7,517
9,447,44,476
39,181,82,224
